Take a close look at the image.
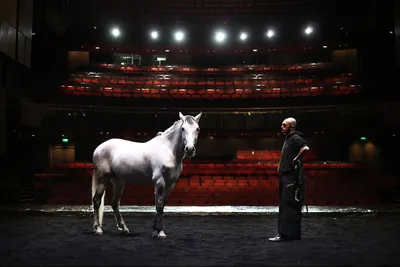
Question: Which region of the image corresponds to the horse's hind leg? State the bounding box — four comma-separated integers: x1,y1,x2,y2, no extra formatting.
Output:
152,177,166,238
92,170,107,235
110,178,130,234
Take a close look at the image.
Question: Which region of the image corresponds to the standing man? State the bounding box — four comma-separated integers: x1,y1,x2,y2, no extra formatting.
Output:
268,117,309,242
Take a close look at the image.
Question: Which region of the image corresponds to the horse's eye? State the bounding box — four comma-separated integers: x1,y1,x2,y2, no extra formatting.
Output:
182,128,185,131
197,128,200,132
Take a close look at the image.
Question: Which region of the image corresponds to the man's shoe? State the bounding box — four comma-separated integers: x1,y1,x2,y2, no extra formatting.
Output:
268,234,286,242
268,234,300,242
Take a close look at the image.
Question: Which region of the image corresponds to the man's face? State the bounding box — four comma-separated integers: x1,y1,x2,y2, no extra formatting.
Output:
281,120,291,134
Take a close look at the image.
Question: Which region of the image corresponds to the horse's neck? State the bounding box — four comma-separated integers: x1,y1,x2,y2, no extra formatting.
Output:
163,125,185,163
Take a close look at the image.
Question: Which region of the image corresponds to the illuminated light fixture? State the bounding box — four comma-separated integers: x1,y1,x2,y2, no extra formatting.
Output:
174,31,185,42
110,27,120,37
253,49,258,52
62,138,69,143
323,45,327,48
266,29,275,38
165,49,170,52
239,32,248,41
150,31,159,39
304,26,314,35
95,46,100,50
214,30,227,43
360,137,367,141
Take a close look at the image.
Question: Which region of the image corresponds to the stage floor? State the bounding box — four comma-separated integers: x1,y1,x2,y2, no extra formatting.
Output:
2,204,400,215
1,205,400,266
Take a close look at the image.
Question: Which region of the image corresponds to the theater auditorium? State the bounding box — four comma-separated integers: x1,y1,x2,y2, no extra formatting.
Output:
0,0,400,265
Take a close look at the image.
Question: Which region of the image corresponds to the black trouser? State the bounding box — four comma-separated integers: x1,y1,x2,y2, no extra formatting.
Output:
278,171,302,238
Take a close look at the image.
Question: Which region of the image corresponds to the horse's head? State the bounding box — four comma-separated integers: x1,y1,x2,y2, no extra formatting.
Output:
179,111,202,158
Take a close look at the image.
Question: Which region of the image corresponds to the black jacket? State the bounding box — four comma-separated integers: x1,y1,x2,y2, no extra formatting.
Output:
278,131,309,173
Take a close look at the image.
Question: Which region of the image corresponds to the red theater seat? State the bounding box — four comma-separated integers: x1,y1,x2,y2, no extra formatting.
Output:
60,67,360,99
39,161,389,207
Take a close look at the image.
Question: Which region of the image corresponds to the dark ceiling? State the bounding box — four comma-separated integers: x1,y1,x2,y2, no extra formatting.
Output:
57,0,393,50
64,0,333,26
61,0,382,29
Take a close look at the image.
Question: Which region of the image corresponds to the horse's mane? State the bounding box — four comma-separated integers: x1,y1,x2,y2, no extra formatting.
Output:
157,115,197,138
160,119,183,136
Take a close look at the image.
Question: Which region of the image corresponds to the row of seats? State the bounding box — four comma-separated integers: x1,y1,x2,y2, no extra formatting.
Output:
98,62,334,74
38,190,379,206
236,150,318,161
68,73,353,86
36,170,365,187
37,170,392,191
60,84,358,98
179,175,383,192
56,162,359,173
34,168,389,206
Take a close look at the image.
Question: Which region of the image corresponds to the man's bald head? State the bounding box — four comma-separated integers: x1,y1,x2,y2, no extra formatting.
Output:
281,117,297,134
283,117,297,129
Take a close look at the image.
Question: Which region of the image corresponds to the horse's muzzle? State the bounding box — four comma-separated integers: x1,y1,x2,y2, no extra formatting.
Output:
184,146,196,158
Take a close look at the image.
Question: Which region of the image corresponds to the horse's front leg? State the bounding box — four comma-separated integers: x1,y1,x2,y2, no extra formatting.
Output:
152,177,167,238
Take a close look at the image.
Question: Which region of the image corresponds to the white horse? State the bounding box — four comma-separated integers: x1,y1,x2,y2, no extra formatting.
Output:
91,112,202,238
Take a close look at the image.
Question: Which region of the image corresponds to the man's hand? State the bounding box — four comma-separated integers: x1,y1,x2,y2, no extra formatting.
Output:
292,158,300,170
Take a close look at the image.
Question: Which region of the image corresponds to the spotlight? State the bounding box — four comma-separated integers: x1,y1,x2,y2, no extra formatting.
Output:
110,27,120,37
150,31,159,39
239,32,248,41
266,29,275,38
174,31,185,42
214,30,227,43
304,26,313,35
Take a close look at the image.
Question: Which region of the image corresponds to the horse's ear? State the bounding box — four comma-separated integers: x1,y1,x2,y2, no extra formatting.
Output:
194,112,202,122
179,112,185,121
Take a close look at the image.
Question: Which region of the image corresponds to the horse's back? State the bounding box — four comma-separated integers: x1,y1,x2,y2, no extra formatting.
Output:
92,138,162,183
93,138,135,170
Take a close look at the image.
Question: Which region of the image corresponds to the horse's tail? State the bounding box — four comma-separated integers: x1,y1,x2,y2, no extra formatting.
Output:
91,170,105,226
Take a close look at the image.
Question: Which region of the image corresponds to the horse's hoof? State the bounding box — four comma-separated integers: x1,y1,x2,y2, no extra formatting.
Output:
94,228,104,236
158,231,167,239
117,224,130,235
122,230,130,235
152,230,167,238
